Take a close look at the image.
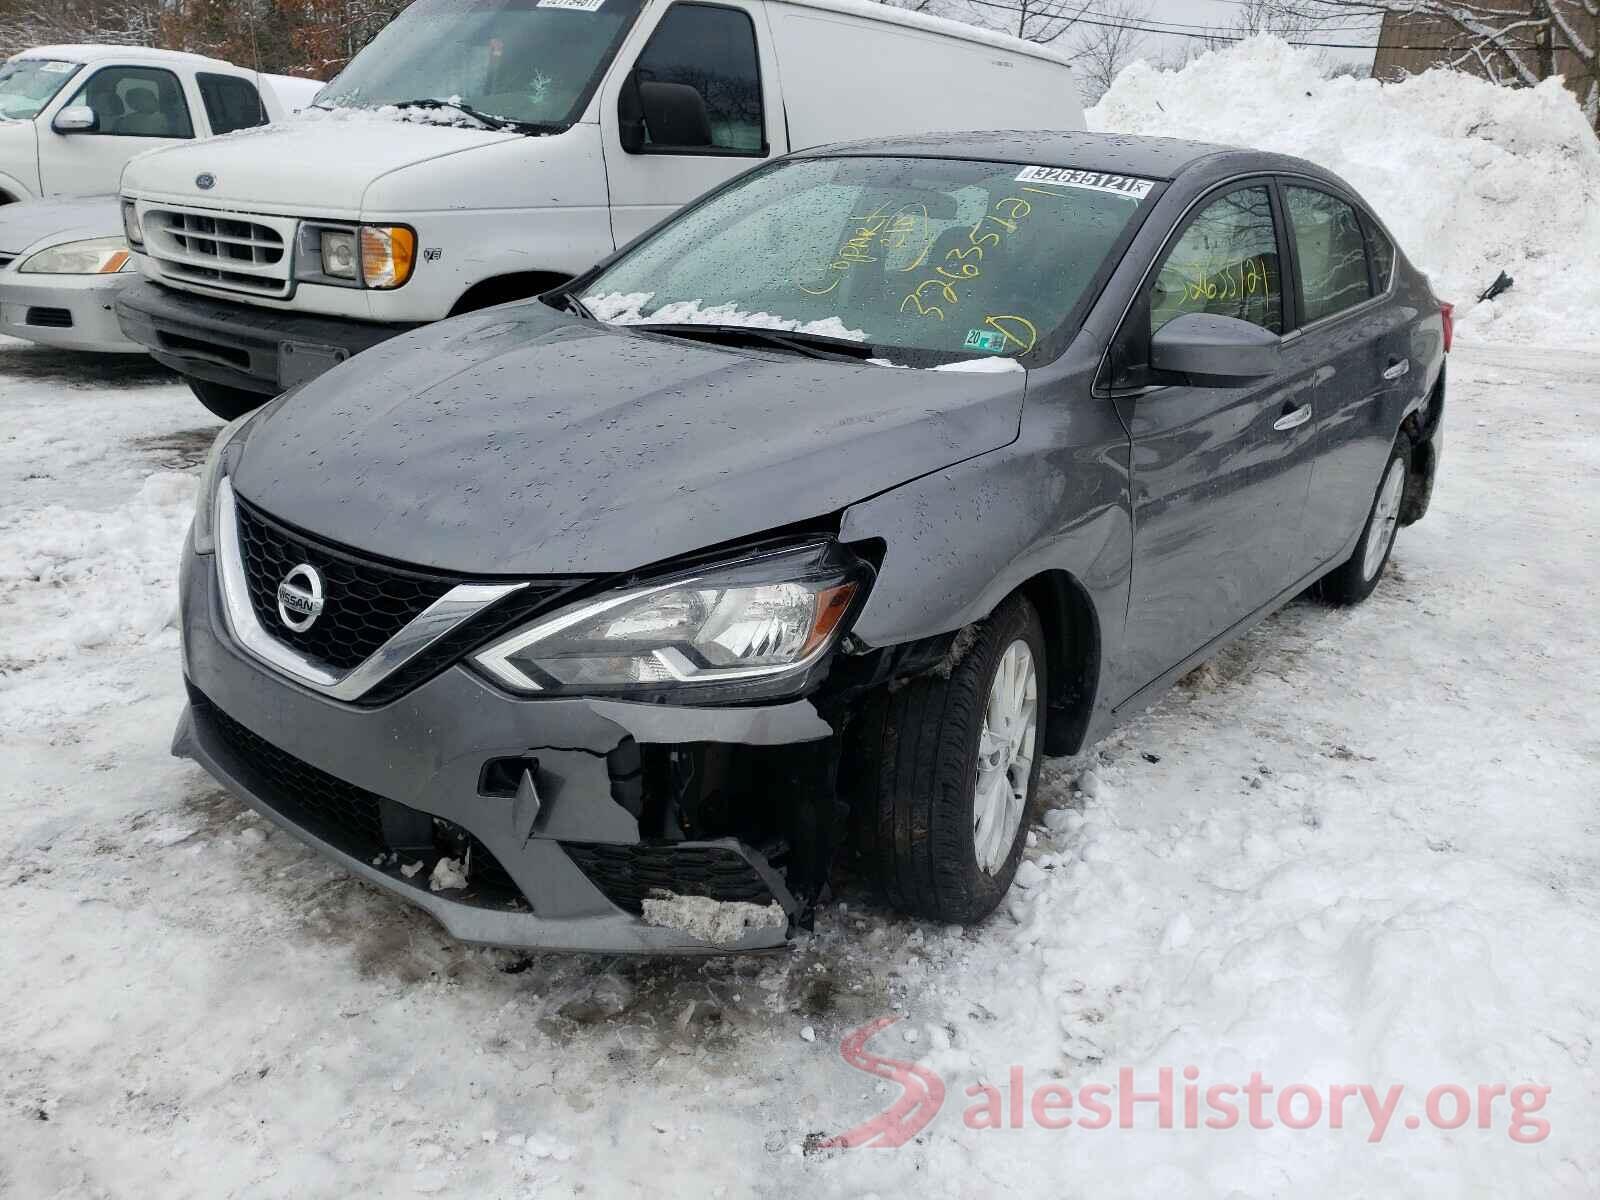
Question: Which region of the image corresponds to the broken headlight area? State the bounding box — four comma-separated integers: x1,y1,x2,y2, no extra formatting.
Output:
471,540,872,703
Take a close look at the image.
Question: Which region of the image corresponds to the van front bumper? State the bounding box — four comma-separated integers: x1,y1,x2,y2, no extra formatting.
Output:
116,280,414,396
176,539,831,954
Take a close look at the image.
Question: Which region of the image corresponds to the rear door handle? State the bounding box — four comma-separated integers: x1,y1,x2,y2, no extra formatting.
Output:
1273,403,1312,432
1383,358,1410,381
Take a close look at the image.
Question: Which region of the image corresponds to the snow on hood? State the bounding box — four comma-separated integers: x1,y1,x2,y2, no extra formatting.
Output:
1088,36,1600,350
583,291,866,342
119,114,519,216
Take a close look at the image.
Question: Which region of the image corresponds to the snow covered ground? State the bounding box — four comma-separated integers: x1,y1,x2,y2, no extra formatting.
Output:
3,324,1597,1197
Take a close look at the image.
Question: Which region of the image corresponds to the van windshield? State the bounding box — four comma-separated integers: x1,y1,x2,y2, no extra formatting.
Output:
0,59,81,120
581,155,1156,365
314,0,643,129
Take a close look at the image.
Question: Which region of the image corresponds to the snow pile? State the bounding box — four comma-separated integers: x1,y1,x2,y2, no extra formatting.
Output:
0,470,193,689
1088,37,1600,348
583,291,866,341
639,892,787,945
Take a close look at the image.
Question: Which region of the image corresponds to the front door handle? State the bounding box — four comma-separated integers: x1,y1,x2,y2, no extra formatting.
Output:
1383,357,1410,381
1273,402,1312,432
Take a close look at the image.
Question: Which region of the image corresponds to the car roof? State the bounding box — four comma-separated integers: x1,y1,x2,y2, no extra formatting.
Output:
798,130,1242,181
10,44,240,70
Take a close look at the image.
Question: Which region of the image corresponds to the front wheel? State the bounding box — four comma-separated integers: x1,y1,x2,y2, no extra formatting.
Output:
1320,444,1408,605
850,594,1047,924
188,378,271,421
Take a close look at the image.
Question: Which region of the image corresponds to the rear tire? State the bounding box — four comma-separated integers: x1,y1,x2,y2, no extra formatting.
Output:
189,378,270,421
850,594,1047,924
1320,444,1408,606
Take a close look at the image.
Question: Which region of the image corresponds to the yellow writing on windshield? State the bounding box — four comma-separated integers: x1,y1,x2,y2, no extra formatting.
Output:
898,196,1036,324
799,202,934,297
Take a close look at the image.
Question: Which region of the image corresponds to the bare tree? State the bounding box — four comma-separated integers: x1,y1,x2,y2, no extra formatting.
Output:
1304,1,1599,131
1068,0,1151,101
957,0,1091,46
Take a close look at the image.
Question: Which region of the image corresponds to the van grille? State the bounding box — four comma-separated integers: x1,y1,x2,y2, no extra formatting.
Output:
145,206,292,297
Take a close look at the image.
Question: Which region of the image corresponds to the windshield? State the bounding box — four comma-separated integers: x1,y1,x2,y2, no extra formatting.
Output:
0,59,81,121
314,0,643,128
582,156,1155,364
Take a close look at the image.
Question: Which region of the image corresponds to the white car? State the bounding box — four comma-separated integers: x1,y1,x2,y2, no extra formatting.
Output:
0,44,314,204
0,196,136,351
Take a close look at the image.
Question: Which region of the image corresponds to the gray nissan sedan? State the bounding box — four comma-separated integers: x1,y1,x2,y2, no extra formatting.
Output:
175,131,1447,952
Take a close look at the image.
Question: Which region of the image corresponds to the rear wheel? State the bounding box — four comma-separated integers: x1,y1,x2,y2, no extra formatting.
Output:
851,594,1047,923
189,378,270,421
1320,444,1407,605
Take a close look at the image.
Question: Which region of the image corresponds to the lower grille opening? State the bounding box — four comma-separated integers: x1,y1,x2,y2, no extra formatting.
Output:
25,306,72,329
192,686,522,909
158,330,251,368
561,841,777,914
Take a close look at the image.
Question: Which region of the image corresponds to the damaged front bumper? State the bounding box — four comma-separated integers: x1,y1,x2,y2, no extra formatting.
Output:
176,543,841,954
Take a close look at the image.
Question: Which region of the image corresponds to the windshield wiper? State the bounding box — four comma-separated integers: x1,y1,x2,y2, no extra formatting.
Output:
558,292,596,321
629,323,876,362
388,98,557,136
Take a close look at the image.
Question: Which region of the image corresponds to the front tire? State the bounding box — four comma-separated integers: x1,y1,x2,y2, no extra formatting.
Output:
851,594,1047,924
189,378,271,421
1320,444,1408,605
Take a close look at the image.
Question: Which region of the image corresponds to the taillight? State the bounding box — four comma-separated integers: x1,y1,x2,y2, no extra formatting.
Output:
1440,302,1454,354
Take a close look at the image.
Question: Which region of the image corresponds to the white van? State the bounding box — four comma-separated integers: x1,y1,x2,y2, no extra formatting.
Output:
0,46,307,203
114,0,1084,417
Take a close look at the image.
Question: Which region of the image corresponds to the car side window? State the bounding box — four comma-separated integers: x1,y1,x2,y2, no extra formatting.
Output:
1284,185,1372,323
67,66,195,138
631,3,765,154
1149,185,1283,336
197,73,267,135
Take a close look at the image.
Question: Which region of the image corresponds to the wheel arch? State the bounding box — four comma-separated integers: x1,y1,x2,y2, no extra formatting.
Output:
1017,570,1101,757
448,270,573,317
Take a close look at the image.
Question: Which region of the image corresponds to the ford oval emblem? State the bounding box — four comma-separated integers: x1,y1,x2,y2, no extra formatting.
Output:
195,173,216,190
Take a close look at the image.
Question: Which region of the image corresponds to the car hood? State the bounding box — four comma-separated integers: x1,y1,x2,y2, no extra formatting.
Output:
231,305,1027,576
119,115,520,217
0,194,118,256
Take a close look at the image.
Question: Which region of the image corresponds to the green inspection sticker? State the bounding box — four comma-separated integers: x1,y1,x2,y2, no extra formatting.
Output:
963,330,1007,353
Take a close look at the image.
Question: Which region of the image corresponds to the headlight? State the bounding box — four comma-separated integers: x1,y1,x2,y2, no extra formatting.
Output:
122,199,144,249
192,411,261,554
359,225,415,289
18,237,135,275
473,542,870,699
319,229,357,279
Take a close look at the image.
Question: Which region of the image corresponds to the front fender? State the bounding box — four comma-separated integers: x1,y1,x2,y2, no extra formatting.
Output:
838,368,1133,735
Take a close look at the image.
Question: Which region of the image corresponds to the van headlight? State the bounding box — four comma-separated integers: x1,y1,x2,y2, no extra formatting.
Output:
121,199,144,249
473,542,870,699
19,237,136,274
302,224,416,289
191,410,263,554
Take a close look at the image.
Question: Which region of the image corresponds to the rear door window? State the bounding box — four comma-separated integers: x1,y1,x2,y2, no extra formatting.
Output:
1149,184,1283,335
197,73,268,135
1284,185,1373,323
632,3,765,153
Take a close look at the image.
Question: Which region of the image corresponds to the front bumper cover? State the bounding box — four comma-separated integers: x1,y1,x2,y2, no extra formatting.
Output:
0,270,142,353
177,540,835,953
116,279,414,395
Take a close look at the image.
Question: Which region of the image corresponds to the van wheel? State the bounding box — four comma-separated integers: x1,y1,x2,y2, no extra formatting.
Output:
189,379,270,421
851,594,1046,924
1320,444,1408,605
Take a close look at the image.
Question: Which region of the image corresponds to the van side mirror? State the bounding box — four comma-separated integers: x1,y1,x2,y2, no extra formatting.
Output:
618,72,712,153
1150,313,1280,384
53,104,98,133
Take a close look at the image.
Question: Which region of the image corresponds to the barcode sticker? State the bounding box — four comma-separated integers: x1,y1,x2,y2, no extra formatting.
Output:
1014,166,1155,200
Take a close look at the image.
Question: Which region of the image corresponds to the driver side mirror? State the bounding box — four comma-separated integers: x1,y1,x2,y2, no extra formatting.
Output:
617,71,711,154
53,104,98,133
1150,313,1281,385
